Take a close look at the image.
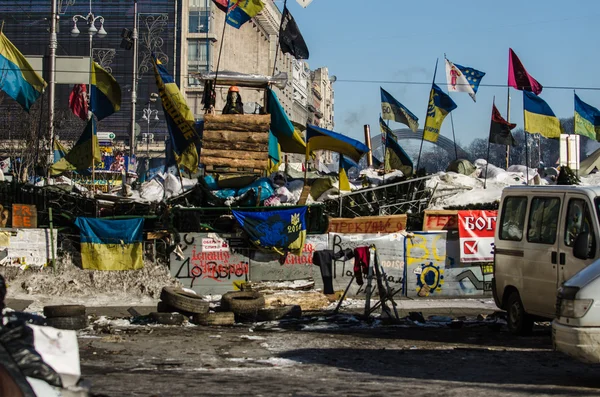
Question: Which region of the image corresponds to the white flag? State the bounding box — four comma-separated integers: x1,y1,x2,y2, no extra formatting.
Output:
296,0,313,7
445,59,474,98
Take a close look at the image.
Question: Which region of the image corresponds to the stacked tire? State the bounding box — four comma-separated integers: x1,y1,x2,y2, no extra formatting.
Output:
43,305,88,330
153,287,209,325
221,291,265,323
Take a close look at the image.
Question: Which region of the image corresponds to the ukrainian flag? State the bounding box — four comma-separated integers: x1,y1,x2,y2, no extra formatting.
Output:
574,93,600,141
306,124,369,163
423,84,457,143
267,89,306,154
227,0,265,29
74,217,144,271
380,87,419,132
153,56,200,173
53,139,68,164
50,118,101,175
0,32,46,111
385,131,413,176
339,156,357,191
90,62,121,121
523,91,561,139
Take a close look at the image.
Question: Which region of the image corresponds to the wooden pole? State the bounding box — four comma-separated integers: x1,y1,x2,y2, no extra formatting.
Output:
484,97,495,189
506,86,511,169
364,124,373,167
523,104,530,184
449,111,458,160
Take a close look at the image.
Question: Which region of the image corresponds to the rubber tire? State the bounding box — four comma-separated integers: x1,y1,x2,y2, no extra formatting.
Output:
150,312,185,326
192,312,235,326
45,315,88,330
43,305,86,318
257,305,302,322
157,301,193,316
160,287,209,314
506,291,534,336
222,291,265,313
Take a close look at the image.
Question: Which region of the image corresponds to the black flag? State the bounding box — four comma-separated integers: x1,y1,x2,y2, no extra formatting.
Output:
489,103,517,146
279,7,309,60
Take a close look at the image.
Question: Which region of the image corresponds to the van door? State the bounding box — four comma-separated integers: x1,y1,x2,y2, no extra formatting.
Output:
522,193,564,317
557,196,598,286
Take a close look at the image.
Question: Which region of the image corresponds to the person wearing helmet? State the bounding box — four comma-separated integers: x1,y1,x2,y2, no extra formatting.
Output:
222,85,244,115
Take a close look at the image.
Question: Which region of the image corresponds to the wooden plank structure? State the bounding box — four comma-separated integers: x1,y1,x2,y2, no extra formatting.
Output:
201,114,271,172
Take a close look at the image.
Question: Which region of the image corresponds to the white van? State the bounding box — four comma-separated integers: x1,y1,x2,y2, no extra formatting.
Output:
553,258,600,363
493,185,600,335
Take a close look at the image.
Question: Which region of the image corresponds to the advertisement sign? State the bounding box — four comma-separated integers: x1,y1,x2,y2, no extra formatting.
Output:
457,210,497,263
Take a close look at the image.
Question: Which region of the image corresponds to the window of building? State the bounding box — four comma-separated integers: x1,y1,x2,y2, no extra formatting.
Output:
189,11,209,33
527,197,561,244
499,196,527,241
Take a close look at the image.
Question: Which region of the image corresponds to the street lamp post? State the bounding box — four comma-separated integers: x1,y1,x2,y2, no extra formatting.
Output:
141,93,159,160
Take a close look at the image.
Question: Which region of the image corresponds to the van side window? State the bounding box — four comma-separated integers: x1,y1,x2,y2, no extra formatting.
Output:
565,199,596,250
499,197,527,241
527,197,560,244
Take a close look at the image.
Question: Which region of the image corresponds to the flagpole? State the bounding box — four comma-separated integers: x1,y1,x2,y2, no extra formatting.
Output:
449,107,458,160
506,87,511,169
213,3,232,102
484,97,495,189
523,104,530,185
416,58,439,173
272,0,288,76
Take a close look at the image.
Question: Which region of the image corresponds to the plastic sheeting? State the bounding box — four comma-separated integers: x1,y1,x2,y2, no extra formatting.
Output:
193,71,288,90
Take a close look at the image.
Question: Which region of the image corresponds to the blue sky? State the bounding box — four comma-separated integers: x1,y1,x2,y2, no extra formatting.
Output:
276,0,600,150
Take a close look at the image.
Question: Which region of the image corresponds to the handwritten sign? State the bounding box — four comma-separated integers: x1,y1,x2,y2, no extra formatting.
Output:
12,204,37,228
423,210,458,231
327,215,407,234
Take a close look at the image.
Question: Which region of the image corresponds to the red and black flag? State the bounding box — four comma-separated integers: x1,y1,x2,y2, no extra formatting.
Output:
508,48,543,95
489,103,517,146
279,7,309,60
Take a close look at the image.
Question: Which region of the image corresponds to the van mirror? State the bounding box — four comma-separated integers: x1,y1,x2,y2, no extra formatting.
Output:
573,232,592,260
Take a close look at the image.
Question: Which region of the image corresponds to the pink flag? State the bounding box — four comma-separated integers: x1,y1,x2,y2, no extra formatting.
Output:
508,48,543,95
69,84,89,121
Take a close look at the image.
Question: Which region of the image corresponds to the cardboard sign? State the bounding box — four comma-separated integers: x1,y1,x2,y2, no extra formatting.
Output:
457,210,497,263
12,204,37,228
328,215,407,234
423,210,458,231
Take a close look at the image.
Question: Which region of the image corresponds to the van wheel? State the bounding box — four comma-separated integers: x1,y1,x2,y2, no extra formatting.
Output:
506,291,533,336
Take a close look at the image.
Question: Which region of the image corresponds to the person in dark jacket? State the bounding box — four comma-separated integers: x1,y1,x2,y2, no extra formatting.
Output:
222,86,244,115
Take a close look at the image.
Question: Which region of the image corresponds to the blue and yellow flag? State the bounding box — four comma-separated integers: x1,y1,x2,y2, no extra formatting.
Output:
267,89,306,154
523,91,561,139
575,93,600,141
385,129,413,176
306,124,370,163
232,207,307,256
423,84,457,143
380,87,419,132
153,56,200,173
226,0,265,29
74,217,144,271
50,118,101,175
339,156,357,191
90,62,121,121
0,32,46,111
53,139,68,164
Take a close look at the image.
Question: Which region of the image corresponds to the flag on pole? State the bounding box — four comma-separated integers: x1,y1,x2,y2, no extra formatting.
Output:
0,32,46,111
423,84,457,143
445,58,485,102
339,156,357,191
380,87,419,132
219,0,265,29
279,7,309,60
508,48,543,95
212,0,228,12
384,129,413,176
50,118,101,175
574,93,600,141
152,56,200,173
69,84,89,121
306,124,370,163
489,103,516,146
90,62,121,121
523,91,561,139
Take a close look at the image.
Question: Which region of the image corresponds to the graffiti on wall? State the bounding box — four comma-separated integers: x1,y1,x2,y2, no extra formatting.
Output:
250,235,328,283
170,233,250,294
329,233,405,295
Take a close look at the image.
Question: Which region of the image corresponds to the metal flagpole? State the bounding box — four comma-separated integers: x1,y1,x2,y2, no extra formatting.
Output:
484,97,495,189
48,0,58,177
416,58,439,173
449,107,458,160
130,0,138,158
505,87,511,169
213,3,232,101
272,0,287,76
523,105,530,184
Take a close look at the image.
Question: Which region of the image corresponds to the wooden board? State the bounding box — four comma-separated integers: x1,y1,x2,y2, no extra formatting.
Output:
202,140,268,152
200,149,267,161
202,130,269,144
12,204,37,228
328,215,407,234
204,114,271,132
297,185,311,205
423,210,459,231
